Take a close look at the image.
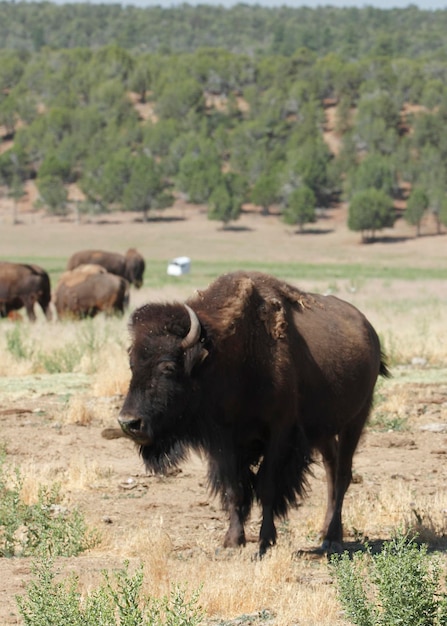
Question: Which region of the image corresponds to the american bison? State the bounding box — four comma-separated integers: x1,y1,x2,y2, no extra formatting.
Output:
118,271,389,555
54,264,129,319
67,248,145,288
0,261,52,321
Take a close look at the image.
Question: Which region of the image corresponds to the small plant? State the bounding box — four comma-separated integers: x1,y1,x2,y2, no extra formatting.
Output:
330,530,447,626
5,324,33,360
16,556,85,626
16,557,204,626
370,383,407,432
36,341,84,373
368,411,407,432
22,483,99,557
0,461,26,557
0,452,99,557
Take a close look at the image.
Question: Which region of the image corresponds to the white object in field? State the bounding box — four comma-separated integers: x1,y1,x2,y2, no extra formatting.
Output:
167,256,191,276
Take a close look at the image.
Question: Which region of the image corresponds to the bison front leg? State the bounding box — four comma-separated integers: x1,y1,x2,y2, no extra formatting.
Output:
256,426,309,557
259,505,276,556
223,485,247,549
24,296,37,322
208,457,250,549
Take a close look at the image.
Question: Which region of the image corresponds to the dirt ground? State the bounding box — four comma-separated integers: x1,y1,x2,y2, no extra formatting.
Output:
1,201,447,624
1,368,447,624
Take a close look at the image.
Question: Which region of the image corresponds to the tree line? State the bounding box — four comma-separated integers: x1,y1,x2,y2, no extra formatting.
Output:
1,4,447,239
2,2,447,60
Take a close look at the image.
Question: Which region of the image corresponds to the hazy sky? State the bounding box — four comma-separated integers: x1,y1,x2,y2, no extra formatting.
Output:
35,0,447,8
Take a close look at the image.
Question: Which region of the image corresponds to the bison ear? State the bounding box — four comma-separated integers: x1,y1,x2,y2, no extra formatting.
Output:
184,344,209,376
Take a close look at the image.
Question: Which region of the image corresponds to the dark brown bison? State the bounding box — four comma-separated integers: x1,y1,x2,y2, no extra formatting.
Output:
54,264,130,319
118,271,389,556
67,248,145,288
0,262,52,321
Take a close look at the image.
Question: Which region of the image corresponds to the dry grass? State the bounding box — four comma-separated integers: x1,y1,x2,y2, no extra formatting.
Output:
91,342,131,397
96,525,344,626
1,280,447,381
65,395,94,426
343,481,447,542
13,456,110,506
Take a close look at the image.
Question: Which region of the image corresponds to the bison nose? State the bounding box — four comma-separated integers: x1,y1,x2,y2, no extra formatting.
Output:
118,413,142,436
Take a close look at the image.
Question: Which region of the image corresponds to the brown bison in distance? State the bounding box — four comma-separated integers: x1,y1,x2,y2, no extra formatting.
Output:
118,271,390,556
0,262,52,321
54,264,129,319
67,248,145,288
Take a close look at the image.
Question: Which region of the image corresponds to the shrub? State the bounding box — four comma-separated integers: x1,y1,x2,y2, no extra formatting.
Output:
16,558,204,626
330,531,447,626
5,324,32,360
0,452,99,557
36,342,84,373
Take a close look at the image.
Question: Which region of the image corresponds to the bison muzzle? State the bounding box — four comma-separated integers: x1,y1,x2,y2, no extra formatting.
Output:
118,271,389,556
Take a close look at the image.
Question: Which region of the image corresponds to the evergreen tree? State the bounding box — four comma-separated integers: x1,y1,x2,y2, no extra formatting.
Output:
348,188,394,242
439,197,447,233
0,92,18,138
0,147,29,223
122,154,171,221
405,187,429,236
8,174,25,225
251,172,279,215
346,153,395,199
130,56,152,103
208,172,244,227
176,152,222,204
208,183,233,226
282,185,316,232
36,175,68,216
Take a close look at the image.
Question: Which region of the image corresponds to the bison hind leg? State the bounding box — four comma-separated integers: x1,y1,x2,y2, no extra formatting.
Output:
319,403,371,553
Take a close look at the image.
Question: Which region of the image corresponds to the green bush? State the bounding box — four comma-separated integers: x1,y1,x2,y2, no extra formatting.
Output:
330,531,447,626
5,324,32,360
16,558,204,626
0,452,99,557
36,342,84,373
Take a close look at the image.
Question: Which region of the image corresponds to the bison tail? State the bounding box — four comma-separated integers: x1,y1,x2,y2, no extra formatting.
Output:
380,352,392,379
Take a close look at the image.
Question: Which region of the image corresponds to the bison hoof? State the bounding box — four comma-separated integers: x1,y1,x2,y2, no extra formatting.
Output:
321,539,344,555
223,531,246,549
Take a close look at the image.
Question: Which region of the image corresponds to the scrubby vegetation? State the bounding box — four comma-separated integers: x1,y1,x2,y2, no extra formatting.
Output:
331,532,447,626
1,4,447,235
0,449,99,557
17,558,204,626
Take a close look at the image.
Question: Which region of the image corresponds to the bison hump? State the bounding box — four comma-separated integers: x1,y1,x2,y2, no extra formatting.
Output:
59,264,107,287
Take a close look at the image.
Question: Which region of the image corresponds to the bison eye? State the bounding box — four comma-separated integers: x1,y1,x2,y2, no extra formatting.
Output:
157,360,177,376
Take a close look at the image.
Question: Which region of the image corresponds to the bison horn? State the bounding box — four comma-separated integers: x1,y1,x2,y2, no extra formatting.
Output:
181,304,201,349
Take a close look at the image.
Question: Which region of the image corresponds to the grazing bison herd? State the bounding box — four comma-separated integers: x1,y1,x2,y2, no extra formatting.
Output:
0,248,145,320
1,254,390,555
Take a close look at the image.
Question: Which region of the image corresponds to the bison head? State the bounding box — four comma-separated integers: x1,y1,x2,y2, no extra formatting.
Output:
118,302,208,472
125,249,145,289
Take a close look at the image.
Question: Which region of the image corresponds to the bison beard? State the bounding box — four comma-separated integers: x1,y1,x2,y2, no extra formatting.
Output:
118,271,390,556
